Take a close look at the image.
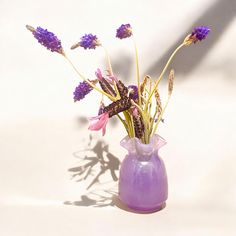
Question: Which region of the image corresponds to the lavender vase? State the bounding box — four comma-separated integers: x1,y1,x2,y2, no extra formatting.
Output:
118,135,168,213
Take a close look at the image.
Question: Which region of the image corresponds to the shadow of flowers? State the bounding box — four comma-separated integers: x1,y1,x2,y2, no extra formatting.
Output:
68,135,120,190
64,188,138,213
64,135,124,209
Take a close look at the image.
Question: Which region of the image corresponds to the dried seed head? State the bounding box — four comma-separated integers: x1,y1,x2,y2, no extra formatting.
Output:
133,112,144,139
99,78,116,97
155,88,162,116
131,108,144,139
140,75,151,104
116,80,128,98
140,75,150,95
104,97,131,118
168,69,174,96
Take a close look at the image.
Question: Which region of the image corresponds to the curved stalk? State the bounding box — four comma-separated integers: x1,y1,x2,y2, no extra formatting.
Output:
144,43,185,112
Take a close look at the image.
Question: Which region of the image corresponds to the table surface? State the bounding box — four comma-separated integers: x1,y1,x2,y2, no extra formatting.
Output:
1,75,236,235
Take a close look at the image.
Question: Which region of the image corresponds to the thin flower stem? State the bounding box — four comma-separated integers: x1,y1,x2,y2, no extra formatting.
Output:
141,95,147,104
123,111,133,137
144,43,185,112
152,95,171,136
102,46,113,76
117,114,128,132
132,38,141,106
64,55,116,101
149,109,158,135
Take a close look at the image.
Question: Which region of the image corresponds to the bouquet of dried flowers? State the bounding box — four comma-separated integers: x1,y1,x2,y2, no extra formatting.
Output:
26,24,210,144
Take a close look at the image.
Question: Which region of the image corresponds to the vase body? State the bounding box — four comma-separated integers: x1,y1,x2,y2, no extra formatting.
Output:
118,135,168,213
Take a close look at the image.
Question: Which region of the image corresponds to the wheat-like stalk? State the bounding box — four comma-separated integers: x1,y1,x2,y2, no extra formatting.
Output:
140,75,151,105
140,75,150,95
168,69,175,96
154,89,162,116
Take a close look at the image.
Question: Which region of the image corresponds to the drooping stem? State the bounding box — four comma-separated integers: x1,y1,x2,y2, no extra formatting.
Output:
144,43,185,112
64,55,116,101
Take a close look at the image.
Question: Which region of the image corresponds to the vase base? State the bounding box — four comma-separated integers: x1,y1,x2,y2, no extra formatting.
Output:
117,198,166,214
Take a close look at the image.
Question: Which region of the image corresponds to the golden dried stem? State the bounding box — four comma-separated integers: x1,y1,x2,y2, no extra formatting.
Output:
168,69,175,96
155,89,162,116
140,75,151,105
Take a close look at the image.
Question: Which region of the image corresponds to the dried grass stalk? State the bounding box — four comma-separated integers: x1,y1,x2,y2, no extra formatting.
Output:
140,75,151,104
168,69,175,96
155,89,162,116
133,112,144,139
140,75,150,95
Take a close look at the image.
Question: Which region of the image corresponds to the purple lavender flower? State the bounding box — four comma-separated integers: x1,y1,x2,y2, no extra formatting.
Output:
73,81,93,102
128,85,138,101
116,24,132,39
191,26,210,42
79,34,100,49
26,25,63,54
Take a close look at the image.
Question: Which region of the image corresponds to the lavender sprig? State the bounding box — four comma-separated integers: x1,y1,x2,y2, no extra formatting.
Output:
191,26,210,41
71,34,101,50
116,24,132,39
184,26,210,44
73,80,97,102
26,25,64,54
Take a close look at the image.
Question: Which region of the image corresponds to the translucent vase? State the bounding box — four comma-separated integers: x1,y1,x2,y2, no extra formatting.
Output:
118,135,168,213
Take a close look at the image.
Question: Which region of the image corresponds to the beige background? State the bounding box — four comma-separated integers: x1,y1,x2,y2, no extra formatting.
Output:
0,0,236,235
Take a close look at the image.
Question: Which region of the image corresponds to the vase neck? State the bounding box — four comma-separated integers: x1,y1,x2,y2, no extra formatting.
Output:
120,135,166,160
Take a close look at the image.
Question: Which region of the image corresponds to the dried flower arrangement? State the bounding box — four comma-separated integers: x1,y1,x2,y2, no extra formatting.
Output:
26,24,210,144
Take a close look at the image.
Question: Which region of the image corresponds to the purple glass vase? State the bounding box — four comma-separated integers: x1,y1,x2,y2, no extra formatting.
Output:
118,135,168,213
